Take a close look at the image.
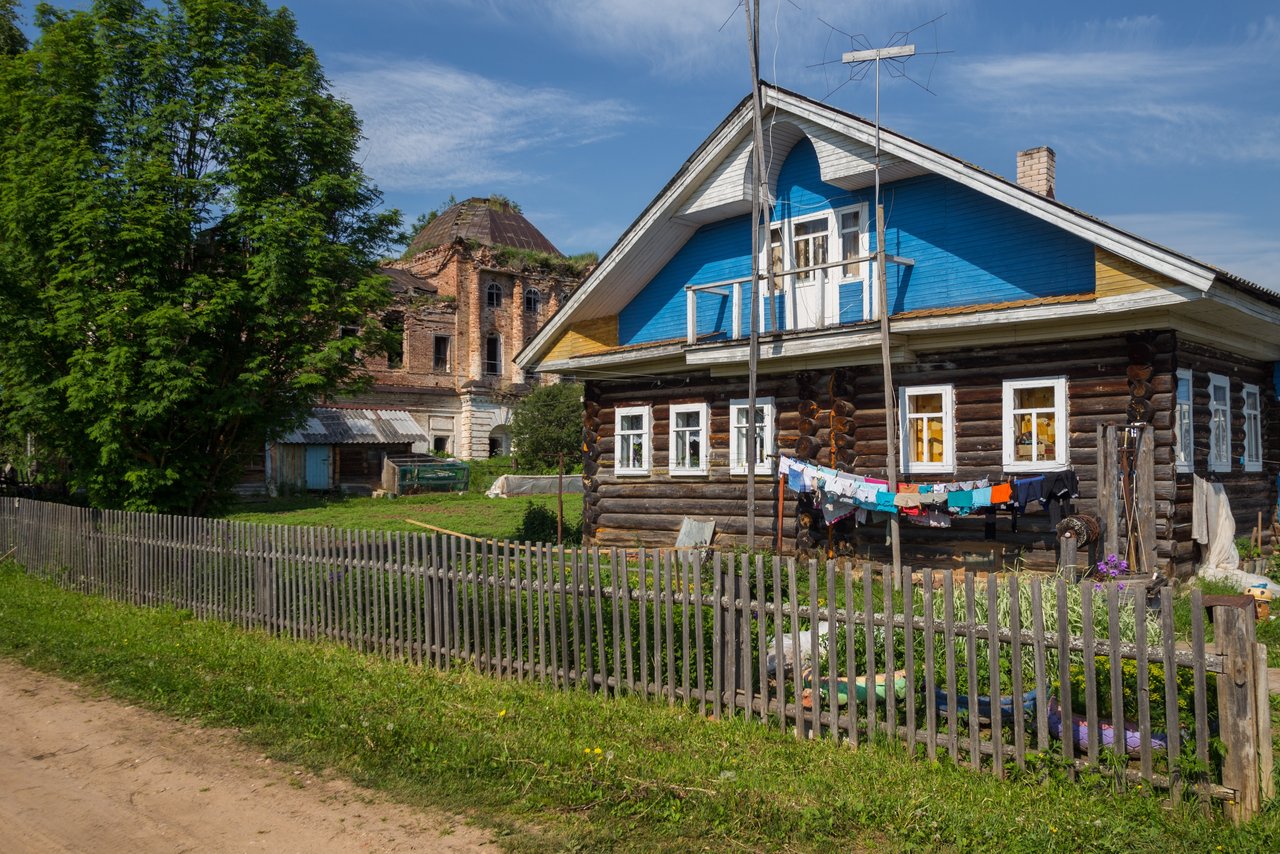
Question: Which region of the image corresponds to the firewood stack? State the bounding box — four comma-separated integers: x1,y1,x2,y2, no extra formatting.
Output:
1126,334,1156,425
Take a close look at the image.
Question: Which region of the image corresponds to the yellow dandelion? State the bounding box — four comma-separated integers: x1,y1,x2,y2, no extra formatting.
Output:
498,709,507,718
584,747,591,754
593,747,602,755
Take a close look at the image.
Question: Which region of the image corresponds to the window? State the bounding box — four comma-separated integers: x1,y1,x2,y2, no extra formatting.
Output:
523,287,541,313
383,311,404,369
484,335,502,376
767,203,868,330
1002,377,1068,471
615,405,651,475
1243,382,1262,472
486,282,502,308
1175,368,1193,473
433,436,449,454
1208,373,1230,472
729,397,776,475
433,335,450,372
901,385,954,474
669,402,709,476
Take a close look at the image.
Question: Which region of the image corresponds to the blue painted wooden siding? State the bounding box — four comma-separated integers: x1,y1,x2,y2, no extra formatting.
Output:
616,138,1095,347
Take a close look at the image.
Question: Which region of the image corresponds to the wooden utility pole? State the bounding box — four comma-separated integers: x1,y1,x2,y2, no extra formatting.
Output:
743,0,767,551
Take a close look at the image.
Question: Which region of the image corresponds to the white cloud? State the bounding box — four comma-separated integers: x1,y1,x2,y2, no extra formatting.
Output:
1104,211,1280,293
330,58,636,191
955,15,1280,165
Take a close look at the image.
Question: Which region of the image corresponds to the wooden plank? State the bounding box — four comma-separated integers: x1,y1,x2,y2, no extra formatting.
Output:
621,549,635,694
1134,584,1154,783
682,552,693,703
1081,582,1100,764
1214,604,1262,823
557,546,571,688
943,571,959,762
695,551,707,714
666,551,678,704
923,568,937,761
1100,424,1118,559
638,549,651,701
1008,573,1026,770
1057,579,1076,776
903,566,916,757
570,546,582,686
882,564,896,743
711,553,722,719
987,575,1003,778
826,561,840,744
1160,587,1182,803
788,559,803,739
1108,584,1124,782
864,567,878,741
962,573,979,769
774,556,787,735
809,560,822,738
742,555,755,720
1031,577,1049,754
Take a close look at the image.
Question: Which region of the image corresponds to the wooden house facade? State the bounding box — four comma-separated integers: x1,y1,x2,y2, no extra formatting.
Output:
518,86,1280,576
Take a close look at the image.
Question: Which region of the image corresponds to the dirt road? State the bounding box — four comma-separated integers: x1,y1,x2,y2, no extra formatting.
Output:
0,659,494,853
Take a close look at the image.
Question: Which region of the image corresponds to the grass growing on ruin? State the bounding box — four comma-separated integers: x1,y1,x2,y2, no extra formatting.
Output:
0,561,1274,853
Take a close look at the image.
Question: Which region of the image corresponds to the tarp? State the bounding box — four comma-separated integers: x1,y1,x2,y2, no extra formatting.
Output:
485,474,584,498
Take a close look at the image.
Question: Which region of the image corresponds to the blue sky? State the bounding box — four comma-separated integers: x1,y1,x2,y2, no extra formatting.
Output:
16,1,1280,289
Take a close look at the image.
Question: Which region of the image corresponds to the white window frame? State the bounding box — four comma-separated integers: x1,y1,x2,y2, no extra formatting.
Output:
1175,368,1193,473
900,384,955,474
1208,372,1231,472
729,397,776,475
1002,377,1069,472
614,405,651,476
764,203,869,330
1243,382,1262,472
668,402,709,476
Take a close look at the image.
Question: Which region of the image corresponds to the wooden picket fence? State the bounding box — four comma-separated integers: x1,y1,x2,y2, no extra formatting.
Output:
0,497,1272,821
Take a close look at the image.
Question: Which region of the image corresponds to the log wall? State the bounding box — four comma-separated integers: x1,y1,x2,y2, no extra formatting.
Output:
581,330,1278,570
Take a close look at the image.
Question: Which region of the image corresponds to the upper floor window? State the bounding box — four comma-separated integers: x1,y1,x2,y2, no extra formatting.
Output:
486,282,502,308
729,397,775,475
669,402,709,476
1002,377,1068,471
383,311,404,370
615,405,651,475
1208,373,1230,472
524,287,541,313
484,335,502,376
433,335,450,372
1175,368,1193,473
767,203,868,330
1243,382,1262,472
901,385,954,474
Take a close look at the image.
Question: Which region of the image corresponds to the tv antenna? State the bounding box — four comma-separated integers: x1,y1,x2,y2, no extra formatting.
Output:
818,16,949,576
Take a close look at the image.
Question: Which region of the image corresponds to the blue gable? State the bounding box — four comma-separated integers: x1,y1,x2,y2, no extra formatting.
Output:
617,138,1096,347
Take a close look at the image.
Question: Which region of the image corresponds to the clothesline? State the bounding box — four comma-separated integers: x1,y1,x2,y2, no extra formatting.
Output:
777,454,1078,530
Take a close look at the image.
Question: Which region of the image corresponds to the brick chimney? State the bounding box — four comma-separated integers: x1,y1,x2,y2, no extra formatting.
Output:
1016,146,1055,199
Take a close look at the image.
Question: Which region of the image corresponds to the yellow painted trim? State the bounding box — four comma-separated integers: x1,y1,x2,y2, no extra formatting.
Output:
544,316,619,362
1095,247,1176,298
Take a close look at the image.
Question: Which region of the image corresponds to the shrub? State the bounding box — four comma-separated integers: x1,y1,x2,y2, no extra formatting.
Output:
513,501,582,545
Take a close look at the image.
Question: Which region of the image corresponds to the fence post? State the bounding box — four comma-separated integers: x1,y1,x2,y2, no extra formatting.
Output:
1098,423,1118,560
1212,604,1263,823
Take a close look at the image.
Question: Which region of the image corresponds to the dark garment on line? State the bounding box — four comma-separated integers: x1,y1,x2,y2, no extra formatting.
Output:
1010,475,1044,533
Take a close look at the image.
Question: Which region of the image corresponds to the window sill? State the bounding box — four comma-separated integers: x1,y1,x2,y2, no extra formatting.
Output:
614,469,650,477
1002,461,1070,473
669,469,709,478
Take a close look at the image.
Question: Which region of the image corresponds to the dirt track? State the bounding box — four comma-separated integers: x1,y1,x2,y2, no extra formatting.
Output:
0,659,494,853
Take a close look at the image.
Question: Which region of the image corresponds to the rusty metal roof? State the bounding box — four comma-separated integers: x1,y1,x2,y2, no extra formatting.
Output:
280,407,430,445
407,198,562,257
893,292,1095,320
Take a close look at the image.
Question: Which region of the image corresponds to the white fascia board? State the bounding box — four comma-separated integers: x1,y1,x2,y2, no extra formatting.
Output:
768,90,1220,292
536,343,687,378
519,109,756,370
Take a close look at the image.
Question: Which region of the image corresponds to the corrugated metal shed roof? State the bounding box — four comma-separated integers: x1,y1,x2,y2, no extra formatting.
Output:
280,407,429,445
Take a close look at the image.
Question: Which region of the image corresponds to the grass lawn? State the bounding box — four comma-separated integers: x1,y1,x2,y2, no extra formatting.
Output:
224,491,582,542
1,561,1275,853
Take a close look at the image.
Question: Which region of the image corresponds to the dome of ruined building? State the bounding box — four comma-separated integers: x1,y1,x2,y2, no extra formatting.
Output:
406,197,562,257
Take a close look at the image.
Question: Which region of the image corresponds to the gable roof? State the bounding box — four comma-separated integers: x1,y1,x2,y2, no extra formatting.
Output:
518,84,1278,370
407,197,562,257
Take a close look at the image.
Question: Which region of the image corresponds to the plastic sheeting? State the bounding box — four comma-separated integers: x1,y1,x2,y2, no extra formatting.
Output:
485,474,584,498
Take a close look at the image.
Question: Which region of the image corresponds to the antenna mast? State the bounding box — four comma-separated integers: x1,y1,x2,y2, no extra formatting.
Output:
743,0,767,551
842,43,916,579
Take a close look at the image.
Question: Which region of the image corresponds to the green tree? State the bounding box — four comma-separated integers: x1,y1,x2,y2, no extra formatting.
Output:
510,382,584,472
0,0,399,513
0,1,26,56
